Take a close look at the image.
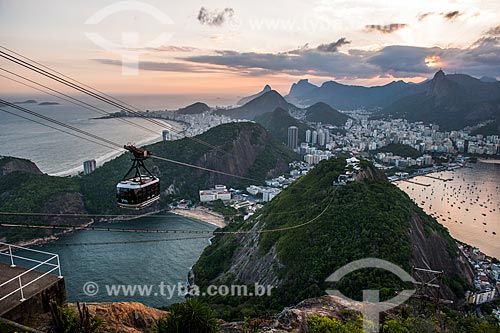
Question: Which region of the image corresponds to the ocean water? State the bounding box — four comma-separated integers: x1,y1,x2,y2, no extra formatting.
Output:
0,97,181,175
396,161,500,258
5,214,216,307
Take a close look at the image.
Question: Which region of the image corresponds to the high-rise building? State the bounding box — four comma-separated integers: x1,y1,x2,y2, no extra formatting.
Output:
83,159,97,175
162,130,171,141
312,130,318,145
288,126,298,150
318,129,326,146
305,129,311,143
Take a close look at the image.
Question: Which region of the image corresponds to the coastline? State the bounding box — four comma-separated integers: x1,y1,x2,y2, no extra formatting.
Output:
3,221,94,251
171,207,226,229
395,163,500,259
6,210,163,249
49,118,184,177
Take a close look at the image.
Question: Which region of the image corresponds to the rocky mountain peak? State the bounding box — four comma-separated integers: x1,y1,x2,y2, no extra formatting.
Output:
427,69,454,98
236,84,273,105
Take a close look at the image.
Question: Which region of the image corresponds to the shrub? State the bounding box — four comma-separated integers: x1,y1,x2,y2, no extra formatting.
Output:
155,299,218,333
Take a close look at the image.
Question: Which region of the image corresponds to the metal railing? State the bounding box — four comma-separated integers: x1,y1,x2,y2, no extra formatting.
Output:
0,242,62,302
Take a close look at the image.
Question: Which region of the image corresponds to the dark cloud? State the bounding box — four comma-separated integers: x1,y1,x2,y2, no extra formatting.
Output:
181,48,379,78
94,36,500,80
486,25,500,36
417,12,433,21
443,10,461,21
417,11,464,22
178,37,500,79
197,7,234,26
367,45,441,74
365,23,408,34
316,38,351,52
93,59,220,73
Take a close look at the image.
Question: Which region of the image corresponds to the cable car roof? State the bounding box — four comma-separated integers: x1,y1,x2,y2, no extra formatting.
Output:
117,176,159,189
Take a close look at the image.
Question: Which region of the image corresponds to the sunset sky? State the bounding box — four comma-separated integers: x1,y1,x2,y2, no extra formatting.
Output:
1,0,499,101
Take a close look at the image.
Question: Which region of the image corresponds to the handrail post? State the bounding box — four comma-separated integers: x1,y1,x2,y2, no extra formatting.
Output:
9,245,16,267
18,276,25,302
56,255,63,278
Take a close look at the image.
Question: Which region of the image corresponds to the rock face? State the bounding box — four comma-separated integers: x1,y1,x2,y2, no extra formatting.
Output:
287,79,318,104
219,295,364,333
237,84,272,105
68,302,167,333
408,215,474,303
426,69,460,99
191,122,294,185
0,156,42,176
149,122,297,200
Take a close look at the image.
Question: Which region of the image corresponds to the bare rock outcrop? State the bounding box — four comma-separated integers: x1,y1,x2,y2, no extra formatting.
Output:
69,302,168,333
0,156,42,176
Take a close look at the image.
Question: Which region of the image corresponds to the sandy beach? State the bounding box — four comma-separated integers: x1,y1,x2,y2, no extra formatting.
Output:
50,118,184,177
171,207,226,228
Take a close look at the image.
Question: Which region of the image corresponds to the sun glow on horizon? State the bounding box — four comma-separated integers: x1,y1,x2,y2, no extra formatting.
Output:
425,55,443,68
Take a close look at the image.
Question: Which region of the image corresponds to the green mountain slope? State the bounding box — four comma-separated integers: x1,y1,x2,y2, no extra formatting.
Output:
0,172,83,242
1,122,297,242
304,102,349,126
192,158,471,319
255,107,311,145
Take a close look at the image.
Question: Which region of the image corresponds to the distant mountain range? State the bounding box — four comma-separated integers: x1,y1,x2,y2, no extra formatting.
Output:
377,70,500,133
218,90,351,130
284,71,500,134
107,70,499,135
286,78,422,109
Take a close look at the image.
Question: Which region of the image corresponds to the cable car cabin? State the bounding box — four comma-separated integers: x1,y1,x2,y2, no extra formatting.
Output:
117,145,159,210
116,175,160,209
